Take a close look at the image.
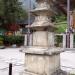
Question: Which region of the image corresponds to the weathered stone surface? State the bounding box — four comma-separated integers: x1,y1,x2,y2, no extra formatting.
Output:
21,47,64,75
22,69,68,75
36,1,50,9
33,31,48,47
25,53,60,75
22,47,64,55
32,31,54,47
48,32,54,47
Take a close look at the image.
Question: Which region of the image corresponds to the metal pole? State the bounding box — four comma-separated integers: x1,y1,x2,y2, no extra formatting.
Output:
9,63,12,75
67,0,70,31
66,0,70,48
27,0,31,46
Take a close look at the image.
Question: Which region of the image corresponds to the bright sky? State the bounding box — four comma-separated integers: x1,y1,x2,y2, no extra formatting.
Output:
19,0,35,10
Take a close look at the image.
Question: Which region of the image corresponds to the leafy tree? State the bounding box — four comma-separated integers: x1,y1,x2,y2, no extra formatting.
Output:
53,15,67,33
0,0,4,16
55,21,67,33
55,15,67,23
0,0,27,24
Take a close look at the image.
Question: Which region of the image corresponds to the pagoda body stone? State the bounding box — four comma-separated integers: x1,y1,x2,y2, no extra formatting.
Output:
22,0,64,75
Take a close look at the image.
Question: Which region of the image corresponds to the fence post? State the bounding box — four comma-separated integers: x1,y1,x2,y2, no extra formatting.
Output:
24,34,27,46
63,34,66,48
9,63,12,75
70,33,74,48
66,33,70,48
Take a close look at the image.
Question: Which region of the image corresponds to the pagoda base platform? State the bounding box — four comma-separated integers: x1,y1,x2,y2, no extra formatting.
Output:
21,46,65,75
22,46,64,55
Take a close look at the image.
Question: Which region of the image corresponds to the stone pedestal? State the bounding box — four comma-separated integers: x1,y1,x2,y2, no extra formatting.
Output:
22,47,62,75
22,47,66,75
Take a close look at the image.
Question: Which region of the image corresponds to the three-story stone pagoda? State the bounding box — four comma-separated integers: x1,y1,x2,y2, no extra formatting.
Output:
22,0,65,75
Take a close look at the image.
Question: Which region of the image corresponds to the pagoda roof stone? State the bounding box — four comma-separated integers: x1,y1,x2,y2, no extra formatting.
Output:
26,23,57,31
30,8,54,16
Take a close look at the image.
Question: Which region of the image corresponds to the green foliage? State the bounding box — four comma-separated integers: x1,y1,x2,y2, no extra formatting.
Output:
4,35,24,46
0,0,27,24
73,35,75,44
15,36,24,46
0,36,4,46
55,21,67,33
54,15,67,33
55,36,63,47
55,15,67,23
0,37,4,41
0,0,5,16
56,36,62,43
4,36,13,45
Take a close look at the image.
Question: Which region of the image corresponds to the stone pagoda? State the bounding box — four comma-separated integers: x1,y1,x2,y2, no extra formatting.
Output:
22,0,65,75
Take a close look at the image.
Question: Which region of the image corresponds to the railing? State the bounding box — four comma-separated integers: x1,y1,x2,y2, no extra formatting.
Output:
55,33,74,48
24,33,74,48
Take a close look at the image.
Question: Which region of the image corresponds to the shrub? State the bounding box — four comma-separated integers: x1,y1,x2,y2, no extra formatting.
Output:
0,36,4,46
4,35,24,46
0,36,4,40
15,36,24,46
0,40,3,46
55,36,63,47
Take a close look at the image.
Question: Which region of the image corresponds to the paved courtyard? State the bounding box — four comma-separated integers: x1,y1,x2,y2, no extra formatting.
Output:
61,50,75,73
0,48,25,75
0,48,75,75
